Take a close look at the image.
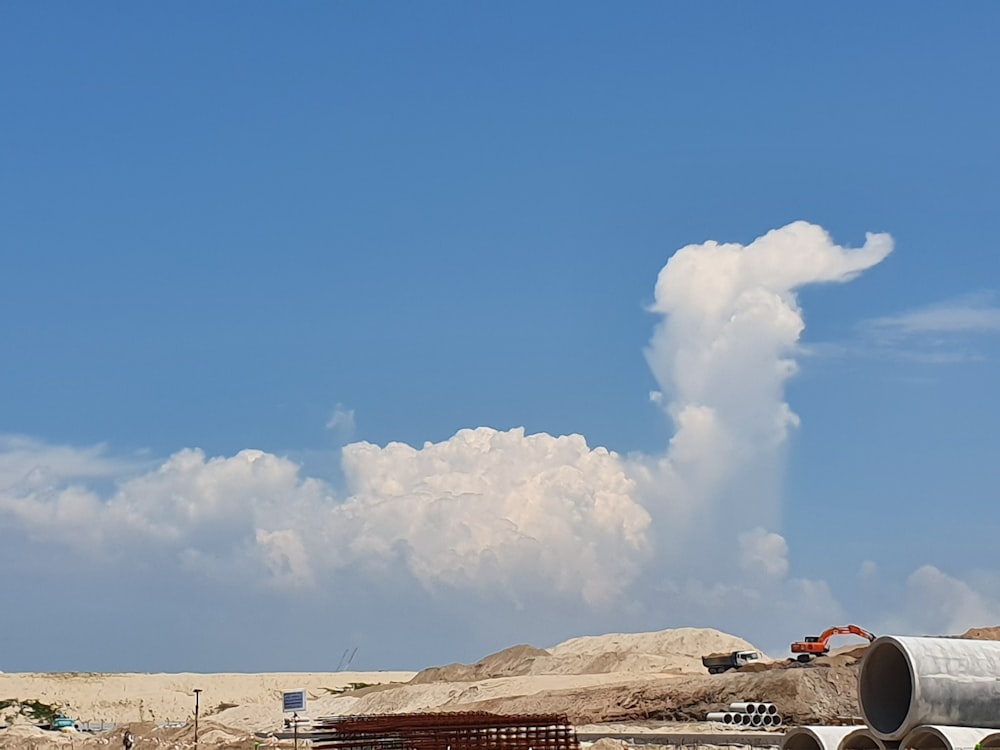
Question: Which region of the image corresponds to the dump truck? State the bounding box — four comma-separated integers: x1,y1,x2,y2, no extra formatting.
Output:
701,649,762,674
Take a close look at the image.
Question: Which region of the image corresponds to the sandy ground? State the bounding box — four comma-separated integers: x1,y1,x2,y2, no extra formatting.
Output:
5,623,988,749
0,672,415,727
0,627,805,750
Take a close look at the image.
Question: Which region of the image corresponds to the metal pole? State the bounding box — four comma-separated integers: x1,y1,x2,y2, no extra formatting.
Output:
194,689,202,747
293,712,299,750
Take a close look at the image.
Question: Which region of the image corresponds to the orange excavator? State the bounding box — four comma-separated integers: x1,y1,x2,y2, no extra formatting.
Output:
790,624,876,662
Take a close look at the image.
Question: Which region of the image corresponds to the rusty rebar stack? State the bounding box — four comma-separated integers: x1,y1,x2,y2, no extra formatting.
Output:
311,712,579,750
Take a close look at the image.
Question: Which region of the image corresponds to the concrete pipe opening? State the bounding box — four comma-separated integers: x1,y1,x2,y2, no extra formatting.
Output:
859,638,913,737
980,733,1000,750
899,726,992,750
781,727,856,750
839,728,881,750
781,732,824,750
903,729,948,750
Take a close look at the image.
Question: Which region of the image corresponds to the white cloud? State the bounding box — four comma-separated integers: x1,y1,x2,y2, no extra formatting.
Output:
0,221,907,657
878,565,1000,636
330,427,651,606
0,435,141,489
0,428,651,607
643,222,893,533
738,527,789,578
326,404,357,441
859,560,879,580
870,292,1000,336
844,292,1000,366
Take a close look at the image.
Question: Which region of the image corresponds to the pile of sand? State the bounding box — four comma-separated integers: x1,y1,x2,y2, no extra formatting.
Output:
411,627,759,684
961,627,1000,640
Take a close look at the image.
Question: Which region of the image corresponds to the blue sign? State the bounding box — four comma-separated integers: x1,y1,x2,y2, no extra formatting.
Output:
282,690,307,713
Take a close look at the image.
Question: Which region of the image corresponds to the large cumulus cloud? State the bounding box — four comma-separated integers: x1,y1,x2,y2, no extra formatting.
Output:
0,428,650,606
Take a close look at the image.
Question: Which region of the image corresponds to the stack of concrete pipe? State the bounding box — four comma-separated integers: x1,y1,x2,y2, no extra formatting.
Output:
707,701,784,728
780,635,1000,750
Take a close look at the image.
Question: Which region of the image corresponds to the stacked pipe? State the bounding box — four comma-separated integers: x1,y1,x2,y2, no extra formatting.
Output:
781,635,1000,750
707,702,784,728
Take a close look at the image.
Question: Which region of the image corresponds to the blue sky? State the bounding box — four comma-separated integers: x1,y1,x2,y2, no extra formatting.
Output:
2,2,1000,672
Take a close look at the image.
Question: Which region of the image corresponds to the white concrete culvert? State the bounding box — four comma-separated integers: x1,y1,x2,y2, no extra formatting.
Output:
780,726,858,750
837,726,898,750
897,725,994,750
859,636,1000,741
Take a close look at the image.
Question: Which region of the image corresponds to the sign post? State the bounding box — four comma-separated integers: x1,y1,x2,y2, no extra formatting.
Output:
282,690,307,750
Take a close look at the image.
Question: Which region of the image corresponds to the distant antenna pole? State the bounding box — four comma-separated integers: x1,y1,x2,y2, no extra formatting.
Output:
336,648,349,671
344,647,358,670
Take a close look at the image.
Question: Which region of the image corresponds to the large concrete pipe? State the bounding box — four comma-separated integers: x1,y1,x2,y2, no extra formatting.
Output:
978,732,1000,750
731,702,762,714
859,636,1000,740
838,727,899,750
781,726,857,750
897,726,993,750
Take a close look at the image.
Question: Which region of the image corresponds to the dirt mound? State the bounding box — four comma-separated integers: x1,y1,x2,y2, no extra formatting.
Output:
411,645,552,683
549,627,756,661
411,627,760,684
813,645,869,668
960,626,1000,640
459,659,861,726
